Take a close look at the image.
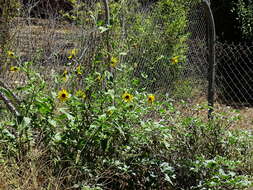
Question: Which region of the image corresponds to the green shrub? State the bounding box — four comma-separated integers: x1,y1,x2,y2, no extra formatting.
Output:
120,0,199,92
0,0,20,72
61,0,199,93
233,0,253,40
1,62,252,189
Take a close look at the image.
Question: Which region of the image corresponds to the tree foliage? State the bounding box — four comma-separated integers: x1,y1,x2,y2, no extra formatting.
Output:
233,0,253,41
211,0,241,41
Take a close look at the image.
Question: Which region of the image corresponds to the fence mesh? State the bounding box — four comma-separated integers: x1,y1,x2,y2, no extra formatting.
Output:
2,0,253,125
216,42,253,106
1,0,210,101
186,2,209,85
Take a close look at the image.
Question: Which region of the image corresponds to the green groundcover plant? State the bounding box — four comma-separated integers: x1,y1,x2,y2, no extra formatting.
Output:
0,61,252,189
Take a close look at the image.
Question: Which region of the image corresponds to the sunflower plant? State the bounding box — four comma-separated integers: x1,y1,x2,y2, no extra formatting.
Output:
1,56,252,190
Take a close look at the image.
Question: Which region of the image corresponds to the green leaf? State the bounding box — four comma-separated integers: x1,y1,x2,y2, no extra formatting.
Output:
98,114,107,121
54,132,62,142
105,89,115,100
0,87,13,99
59,108,75,121
2,129,15,139
119,52,127,56
98,26,108,33
34,99,52,114
23,117,31,126
48,119,57,127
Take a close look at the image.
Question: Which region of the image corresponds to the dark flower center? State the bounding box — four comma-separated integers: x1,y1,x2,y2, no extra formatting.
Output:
125,95,130,99
61,93,66,98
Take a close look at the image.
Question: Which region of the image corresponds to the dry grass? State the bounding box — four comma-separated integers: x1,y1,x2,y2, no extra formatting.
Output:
174,91,253,129
0,148,64,190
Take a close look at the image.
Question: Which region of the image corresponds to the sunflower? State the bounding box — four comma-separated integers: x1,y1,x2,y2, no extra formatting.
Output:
110,57,118,68
171,56,179,65
7,50,15,58
57,89,69,102
10,66,19,72
68,48,78,59
122,92,133,102
75,90,86,99
147,94,155,104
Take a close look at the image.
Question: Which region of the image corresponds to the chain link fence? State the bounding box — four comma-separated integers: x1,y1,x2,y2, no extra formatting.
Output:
216,42,253,106
187,1,253,127
1,0,211,99
4,0,253,123
186,1,209,91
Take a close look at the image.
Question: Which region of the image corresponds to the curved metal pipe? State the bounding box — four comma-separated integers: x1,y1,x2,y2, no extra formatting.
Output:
102,0,110,26
202,0,216,119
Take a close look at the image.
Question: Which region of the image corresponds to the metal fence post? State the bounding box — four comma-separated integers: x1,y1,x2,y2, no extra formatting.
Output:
203,0,216,119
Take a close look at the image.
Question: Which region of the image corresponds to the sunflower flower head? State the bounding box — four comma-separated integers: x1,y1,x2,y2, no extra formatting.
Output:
7,50,15,58
147,94,155,104
68,48,78,59
171,56,179,65
110,57,118,68
57,89,69,102
10,66,19,72
75,90,86,99
122,92,133,103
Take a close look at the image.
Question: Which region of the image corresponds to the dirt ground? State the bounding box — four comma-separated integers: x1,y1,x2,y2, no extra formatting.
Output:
224,106,253,129
189,94,253,129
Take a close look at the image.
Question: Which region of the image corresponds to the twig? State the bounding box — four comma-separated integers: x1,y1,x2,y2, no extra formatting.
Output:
0,91,22,121
0,79,21,104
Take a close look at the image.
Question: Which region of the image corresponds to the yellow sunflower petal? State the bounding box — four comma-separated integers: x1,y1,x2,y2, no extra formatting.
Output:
171,56,179,65
122,92,133,102
7,51,15,58
147,94,155,104
57,89,69,102
110,57,118,68
10,66,19,72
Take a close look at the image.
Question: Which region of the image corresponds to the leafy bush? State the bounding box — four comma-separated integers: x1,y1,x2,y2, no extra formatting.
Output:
119,0,198,92
1,62,253,189
60,0,199,93
233,0,253,41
